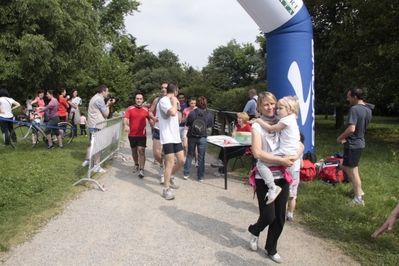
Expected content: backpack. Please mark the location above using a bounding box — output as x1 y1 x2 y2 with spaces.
300 159 317 182
318 157 345 185
190 109 208 137
303 151 317 163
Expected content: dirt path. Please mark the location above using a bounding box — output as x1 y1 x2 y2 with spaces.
1 132 360 265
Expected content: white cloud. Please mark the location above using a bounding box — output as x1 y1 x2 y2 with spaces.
125 0 261 69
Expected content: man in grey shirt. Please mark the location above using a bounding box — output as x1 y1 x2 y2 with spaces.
337 87 372 206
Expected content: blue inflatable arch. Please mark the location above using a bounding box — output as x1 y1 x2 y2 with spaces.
237 0 315 153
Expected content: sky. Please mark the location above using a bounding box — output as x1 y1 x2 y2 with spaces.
125 0 261 70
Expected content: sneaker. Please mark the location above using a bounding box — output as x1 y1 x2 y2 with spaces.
211 159 224 168
348 198 365 207
82 160 89 167
195 161 198 168
198 179 203 182
138 169 144 178
93 165 106 173
163 188 175 200
249 234 258 251
47 144 54 149
348 188 365 197
265 250 282 264
170 176 180 189
213 171 222 177
287 216 294 222
183 175 189 180
160 176 165 184
58 145 64 148
265 186 282 205
132 164 139 173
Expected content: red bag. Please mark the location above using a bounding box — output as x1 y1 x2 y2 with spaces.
318 157 344 183
300 159 317 182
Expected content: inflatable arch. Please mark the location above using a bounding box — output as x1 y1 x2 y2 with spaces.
237 0 315 153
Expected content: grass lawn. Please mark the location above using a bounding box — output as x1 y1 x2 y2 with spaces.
213 115 399 266
1 115 398 265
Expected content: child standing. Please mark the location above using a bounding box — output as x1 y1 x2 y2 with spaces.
252 96 300 204
79 112 87 136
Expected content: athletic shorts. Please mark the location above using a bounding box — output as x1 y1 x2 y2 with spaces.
45 116 60 135
152 128 160 140
343 148 364 167
128 136 147 148
59 116 67 122
163 142 183 155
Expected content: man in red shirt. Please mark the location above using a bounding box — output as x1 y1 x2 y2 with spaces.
124 92 151 178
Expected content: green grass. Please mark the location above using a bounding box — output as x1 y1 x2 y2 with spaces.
0 134 90 254
222 115 399 266
1 115 399 265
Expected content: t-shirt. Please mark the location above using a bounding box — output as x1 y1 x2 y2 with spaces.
157 96 181 144
344 104 372 149
0 97 15 118
236 123 251 132
124 105 150 137
179 102 188 127
41 98 59 118
79 116 86 125
58 96 68 117
277 113 299 156
87 93 107 129
34 96 45 117
70 97 82 113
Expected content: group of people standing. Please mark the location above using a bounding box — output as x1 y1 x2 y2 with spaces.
123 81 213 200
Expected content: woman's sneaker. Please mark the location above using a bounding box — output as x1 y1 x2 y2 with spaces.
249 234 258 251
265 250 282 263
265 186 282 205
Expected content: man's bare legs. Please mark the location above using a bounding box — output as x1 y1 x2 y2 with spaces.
163 150 185 188
342 165 363 198
153 139 163 164
138 146 146 169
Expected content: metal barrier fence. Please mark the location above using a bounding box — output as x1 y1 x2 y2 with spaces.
73 116 123 191
208 108 239 136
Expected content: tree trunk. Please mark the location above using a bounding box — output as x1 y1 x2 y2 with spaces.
335 106 344 129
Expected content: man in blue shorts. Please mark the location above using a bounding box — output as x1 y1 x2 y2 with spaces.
337 87 372 206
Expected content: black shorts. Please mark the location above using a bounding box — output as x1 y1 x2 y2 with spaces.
343 148 364 167
59 116 67 122
128 136 147 148
45 116 60 135
152 128 160 140
163 143 183 155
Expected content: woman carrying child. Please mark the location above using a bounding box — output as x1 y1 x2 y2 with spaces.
248 92 303 264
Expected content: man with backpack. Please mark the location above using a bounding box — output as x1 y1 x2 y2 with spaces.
183 96 213 182
243 89 258 119
337 87 372 207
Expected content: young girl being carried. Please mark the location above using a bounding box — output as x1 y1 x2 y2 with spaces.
251 95 300 204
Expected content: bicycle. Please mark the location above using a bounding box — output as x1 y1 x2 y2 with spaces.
10 113 75 149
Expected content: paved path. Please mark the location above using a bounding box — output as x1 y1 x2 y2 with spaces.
2 130 360 265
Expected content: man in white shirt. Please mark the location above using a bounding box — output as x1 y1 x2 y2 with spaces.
156 82 185 200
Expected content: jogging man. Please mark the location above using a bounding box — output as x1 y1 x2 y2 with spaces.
124 92 151 178
149 82 168 183
337 87 372 206
156 82 185 200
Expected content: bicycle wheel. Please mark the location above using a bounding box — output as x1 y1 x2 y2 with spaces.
58 122 75 144
10 125 38 148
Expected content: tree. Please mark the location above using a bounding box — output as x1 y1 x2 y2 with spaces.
304 0 399 123
202 39 261 90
